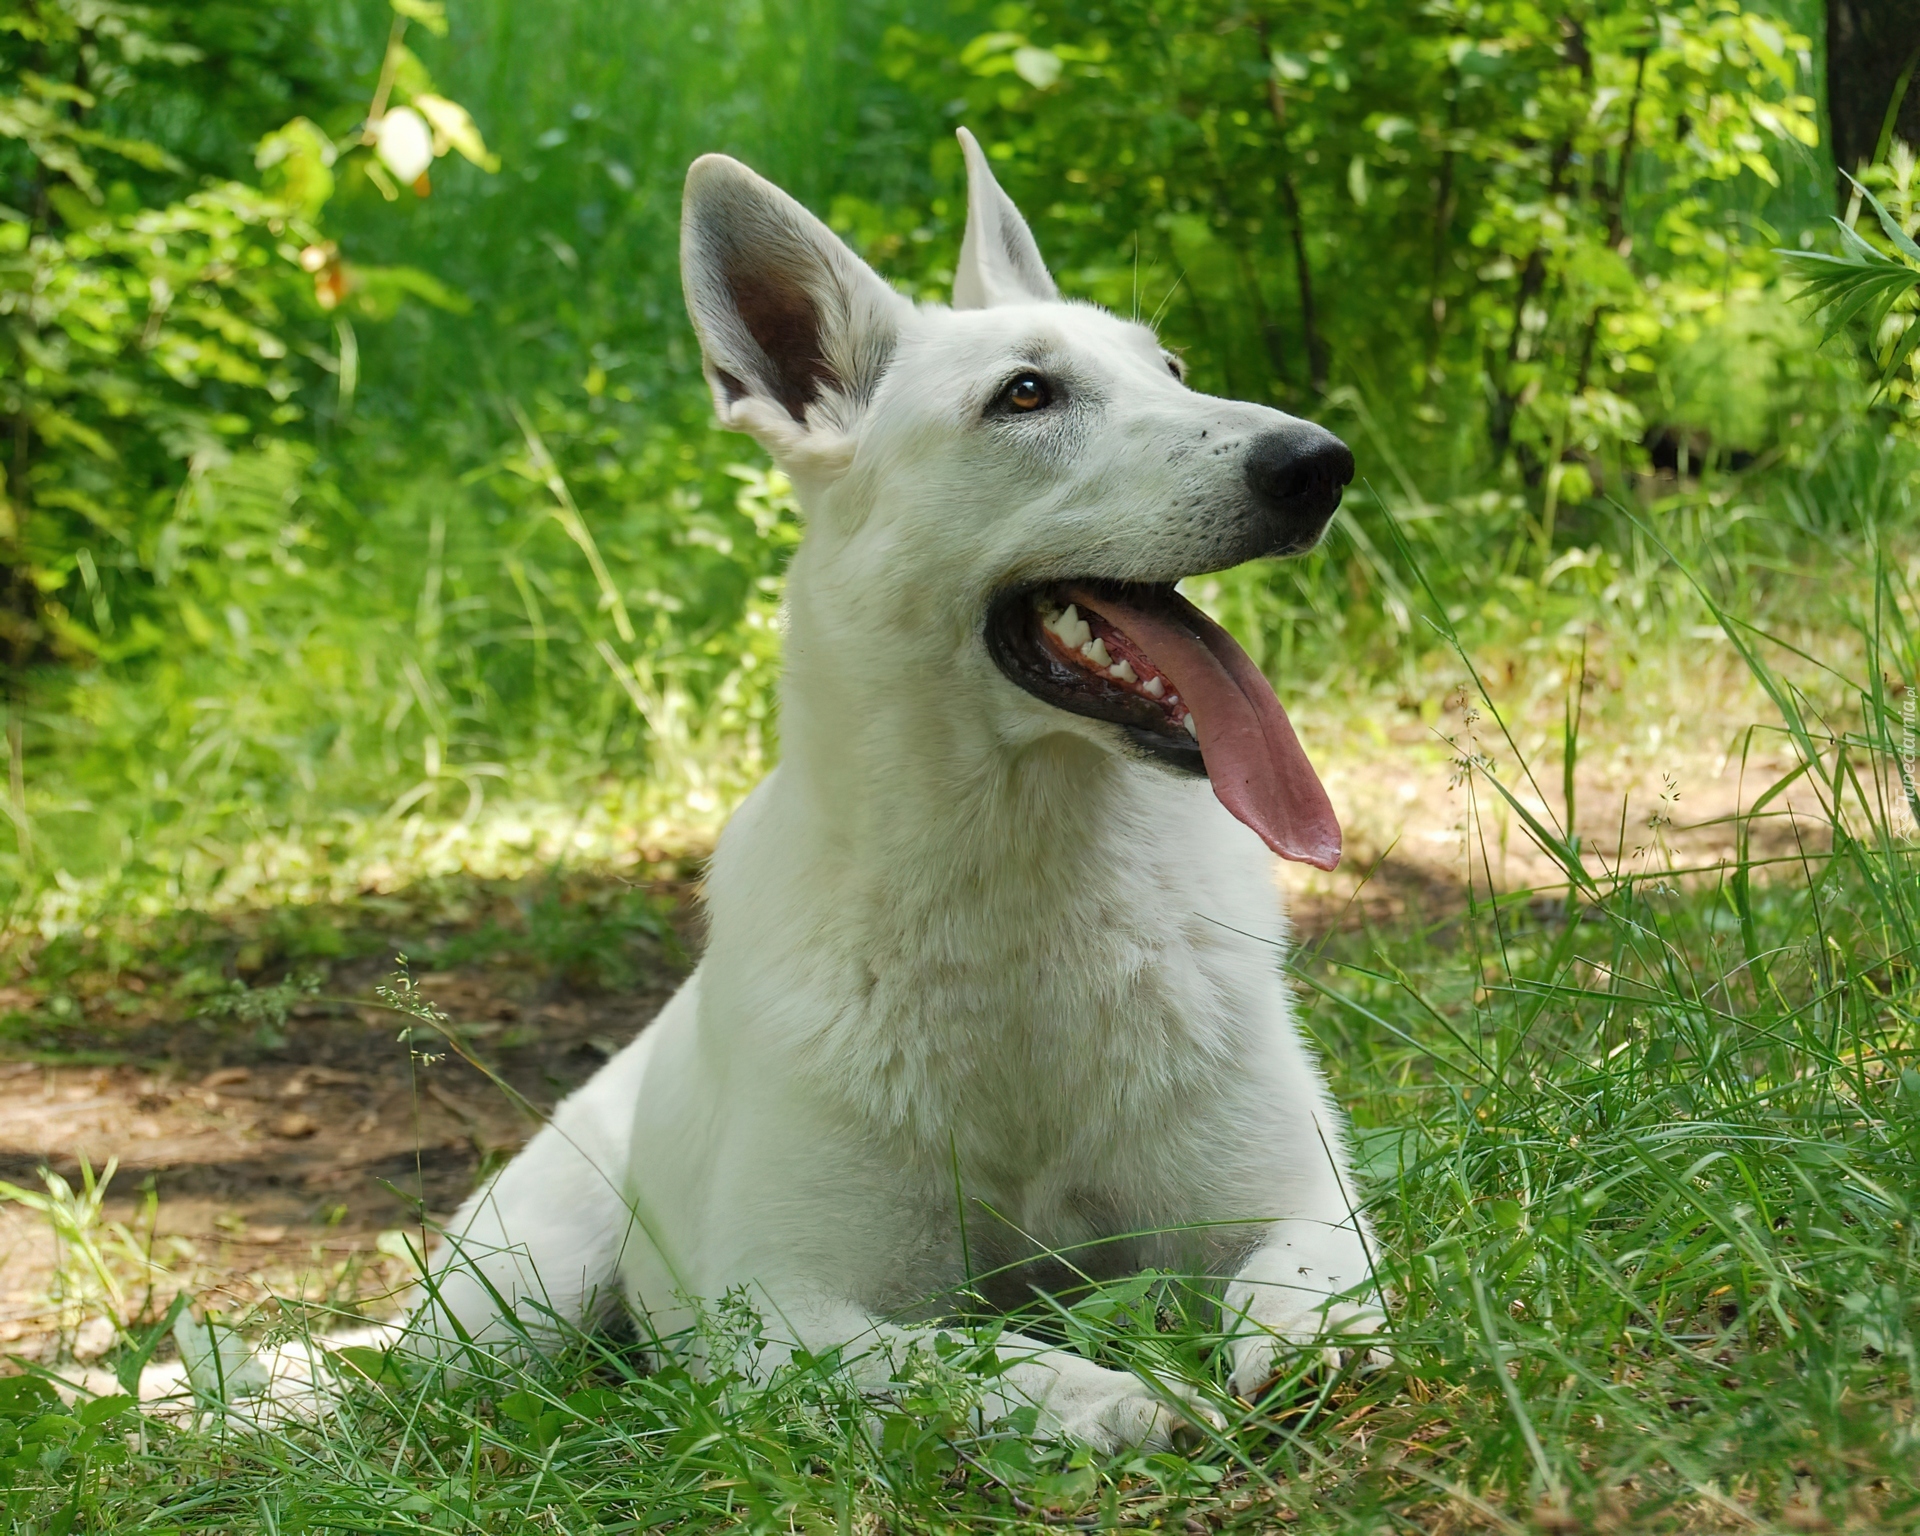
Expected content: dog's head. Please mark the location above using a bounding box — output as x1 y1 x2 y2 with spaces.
681 131 1350 870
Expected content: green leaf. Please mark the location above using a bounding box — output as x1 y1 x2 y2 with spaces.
1833 219 1888 266
0 94 99 194
1823 269 1917 343
413 94 499 173
116 1295 191 1395
0 1377 62 1420
562 1387 623 1419
390 0 450 36
1848 171 1920 265
20 71 94 110
347 262 472 317
255 118 338 219
75 1394 134 1427
1779 221 1920 370
68 127 183 174
1011 47 1062 90
496 1389 546 1426
1877 314 1920 394
384 44 437 104
328 1343 407 1388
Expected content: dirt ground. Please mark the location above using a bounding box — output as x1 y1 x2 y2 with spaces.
0 887 692 1366
0 686 1833 1371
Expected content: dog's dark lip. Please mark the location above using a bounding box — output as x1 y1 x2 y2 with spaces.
985 579 1208 773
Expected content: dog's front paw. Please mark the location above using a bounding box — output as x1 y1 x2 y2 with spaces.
1032 1371 1225 1453
1224 1297 1388 1400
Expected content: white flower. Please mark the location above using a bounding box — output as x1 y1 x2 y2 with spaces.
375 106 434 185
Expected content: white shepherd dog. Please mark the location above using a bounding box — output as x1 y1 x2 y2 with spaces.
422 130 1383 1450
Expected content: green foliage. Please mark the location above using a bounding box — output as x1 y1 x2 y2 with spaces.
0 1 886 914
1782 148 1920 408
1 2 315 670
423 881 682 990
0 1375 134 1533
0 0 493 674
0 4 1914 1526
0 0 1873 922
878 0 1824 494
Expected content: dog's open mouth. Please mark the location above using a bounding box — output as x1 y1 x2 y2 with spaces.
986 580 1341 870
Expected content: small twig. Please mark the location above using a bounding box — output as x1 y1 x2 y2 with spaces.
363 15 409 136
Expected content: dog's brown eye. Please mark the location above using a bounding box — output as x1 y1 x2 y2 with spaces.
1003 372 1052 412
1165 354 1185 381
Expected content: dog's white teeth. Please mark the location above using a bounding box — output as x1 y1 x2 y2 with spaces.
1109 659 1136 683
1182 713 1197 738
1046 603 1092 651
1081 636 1111 667
1142 675 1165 698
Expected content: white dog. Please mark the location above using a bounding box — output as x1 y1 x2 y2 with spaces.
422 130 1381 1450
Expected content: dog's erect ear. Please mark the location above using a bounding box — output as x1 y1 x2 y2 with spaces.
681 154 910 467
952 128 1058 310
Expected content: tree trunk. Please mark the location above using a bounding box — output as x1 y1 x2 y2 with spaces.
1828 0 1920 181
1254 16 1330 395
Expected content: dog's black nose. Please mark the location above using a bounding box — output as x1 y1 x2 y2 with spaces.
1243 424 1355 553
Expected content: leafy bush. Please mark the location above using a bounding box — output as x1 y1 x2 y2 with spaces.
878 0 1824 496
1783 148 1920 408
0 0 491 675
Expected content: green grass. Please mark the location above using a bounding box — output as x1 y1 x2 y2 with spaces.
3 527 1915 1535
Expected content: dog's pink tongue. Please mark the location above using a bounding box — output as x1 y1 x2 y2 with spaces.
1070 587 1342 871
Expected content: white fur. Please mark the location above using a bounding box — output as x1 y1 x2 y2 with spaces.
422 131 1383 1450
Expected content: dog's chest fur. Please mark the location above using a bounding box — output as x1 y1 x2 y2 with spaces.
849 851 1268 1305
720 737 1282 1260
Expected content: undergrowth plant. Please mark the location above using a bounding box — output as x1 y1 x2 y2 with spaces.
1782 146 1920 411
0 1158 148 1339
0 0 494 675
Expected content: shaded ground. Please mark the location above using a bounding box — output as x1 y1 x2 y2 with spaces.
0 875 692 1361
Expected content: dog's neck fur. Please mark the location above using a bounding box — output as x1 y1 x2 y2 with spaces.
774 542 1155 893
699 539 1280 1156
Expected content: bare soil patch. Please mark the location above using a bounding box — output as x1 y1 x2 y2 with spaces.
1 877 692 1365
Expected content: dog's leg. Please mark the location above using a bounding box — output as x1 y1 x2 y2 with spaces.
1221 1213 1385 1397
745 1295 1220 1453
414 1026 659 1356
